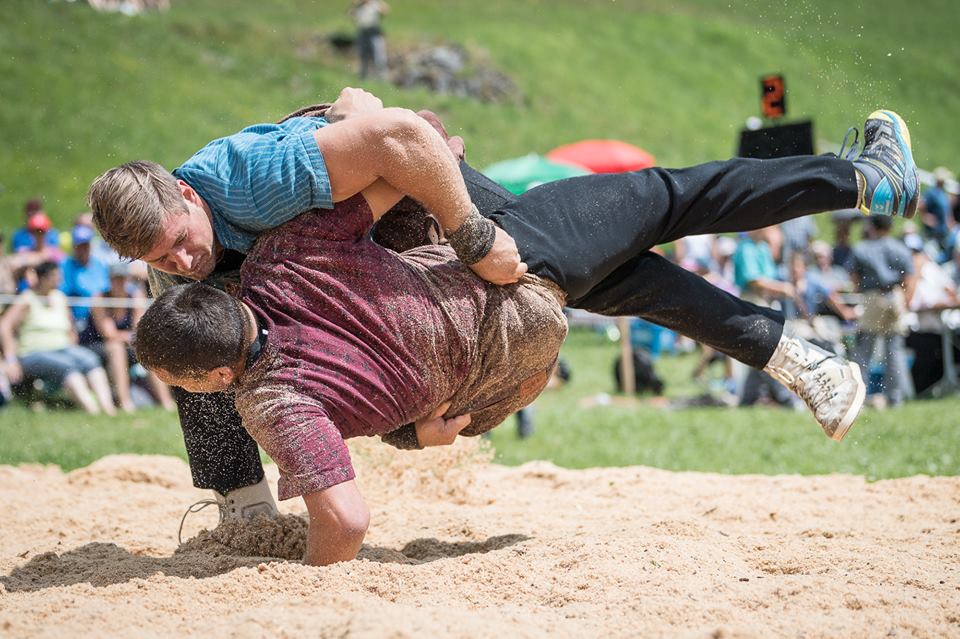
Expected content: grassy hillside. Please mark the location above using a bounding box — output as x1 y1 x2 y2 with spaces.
2 0 958 228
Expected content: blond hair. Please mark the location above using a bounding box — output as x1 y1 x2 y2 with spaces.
87 160 187 259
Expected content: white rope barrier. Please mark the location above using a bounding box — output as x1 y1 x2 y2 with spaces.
0 294 153 308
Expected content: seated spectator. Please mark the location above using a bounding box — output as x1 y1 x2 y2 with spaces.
942 243 960 289
0 232 46 301
73 211 122 267
61 225 111 333
675 233 717 271
830 213 858 269
10 200 61 253
909 238 958 309
954 178 960 226
16 212 64 264
715 236 738 285
0 233 49 406
778 215 816 266
791 251 856 322
84 263 175 412
733 229 794 307
0 262 116 415
810 240 852 293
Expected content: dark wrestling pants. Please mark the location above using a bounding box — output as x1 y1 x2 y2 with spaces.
488 155 858 368
180 155 857 493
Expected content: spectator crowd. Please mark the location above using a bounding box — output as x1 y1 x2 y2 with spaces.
0 199 175 413
670 165 960 409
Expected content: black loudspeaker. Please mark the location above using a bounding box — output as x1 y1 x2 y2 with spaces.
738 120 814 159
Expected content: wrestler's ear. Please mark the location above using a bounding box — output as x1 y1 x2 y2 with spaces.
177 179 201 206
205 365 236 389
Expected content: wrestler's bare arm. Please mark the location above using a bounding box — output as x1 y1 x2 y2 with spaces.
314 109 527 285
315 108 470 223
294 403 469 565
360 179 405 218
302 480 370 566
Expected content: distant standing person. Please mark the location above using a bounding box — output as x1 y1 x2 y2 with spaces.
351 0 389 80
922 167 954 248
846 216 914 408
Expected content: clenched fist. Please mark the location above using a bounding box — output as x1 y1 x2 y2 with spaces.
325 87 384 123
469 226 528 285
415 402 472 447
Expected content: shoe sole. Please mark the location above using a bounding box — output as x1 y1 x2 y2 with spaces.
830 361 866 442
864 109 919 219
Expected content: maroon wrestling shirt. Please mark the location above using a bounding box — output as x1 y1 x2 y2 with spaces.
234 195 567 500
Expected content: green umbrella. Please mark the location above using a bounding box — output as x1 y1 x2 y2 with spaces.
482 154 590 195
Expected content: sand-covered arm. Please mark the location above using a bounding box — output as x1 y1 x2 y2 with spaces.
313 107 526 285
235 387 369 565
234 386 357 500
302 480 369 566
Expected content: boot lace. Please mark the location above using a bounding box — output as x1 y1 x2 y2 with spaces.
769 338 832 389
798 367 840 421
838 126 861 161
178 499 222 545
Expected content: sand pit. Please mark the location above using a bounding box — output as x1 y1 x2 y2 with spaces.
1 440 958 638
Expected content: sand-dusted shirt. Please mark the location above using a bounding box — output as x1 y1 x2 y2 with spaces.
234 196 567 500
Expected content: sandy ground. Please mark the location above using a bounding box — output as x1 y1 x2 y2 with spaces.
1 440 958 639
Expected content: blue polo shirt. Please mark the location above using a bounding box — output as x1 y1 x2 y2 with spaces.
733 237 778 290
173 116 333 253
60 255 110 321
11 227 62 252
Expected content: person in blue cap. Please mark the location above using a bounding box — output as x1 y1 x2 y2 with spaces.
60 224 111 331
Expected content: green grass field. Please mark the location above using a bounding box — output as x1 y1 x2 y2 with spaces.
2 0 959 228
1 329 956 479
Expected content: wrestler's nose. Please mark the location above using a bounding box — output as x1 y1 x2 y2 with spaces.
170 248 192 274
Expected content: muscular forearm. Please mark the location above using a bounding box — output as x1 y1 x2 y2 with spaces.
316 101 525 283
382 112 473 234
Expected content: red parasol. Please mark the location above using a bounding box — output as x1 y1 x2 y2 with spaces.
547 139 656 174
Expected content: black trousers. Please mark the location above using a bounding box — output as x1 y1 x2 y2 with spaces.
490 155 858 368
180 155 857 493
